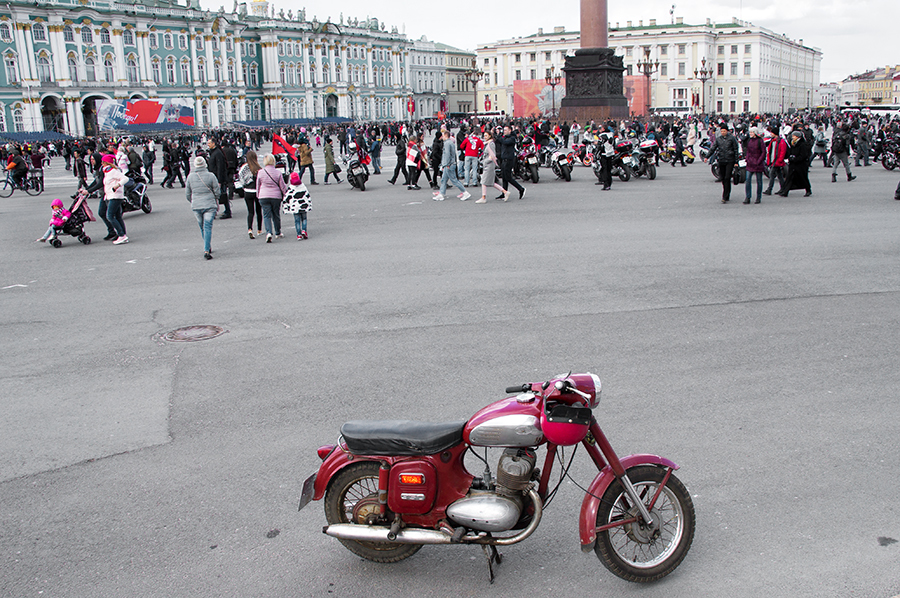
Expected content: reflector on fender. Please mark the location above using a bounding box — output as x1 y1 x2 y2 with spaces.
399 473 426 485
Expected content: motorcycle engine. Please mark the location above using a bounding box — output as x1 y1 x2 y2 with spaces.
446 449 536 533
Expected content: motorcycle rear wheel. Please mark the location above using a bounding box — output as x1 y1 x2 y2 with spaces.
324 461 422 563
618 164 632 182
594 466 694 582
583 154 594 167
647 164 657 181
529 164 540 183
562 164 571 182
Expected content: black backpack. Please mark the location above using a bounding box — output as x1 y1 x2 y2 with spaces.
832 133 846 154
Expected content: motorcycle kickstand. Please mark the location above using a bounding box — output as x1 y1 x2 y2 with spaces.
481 540 503 584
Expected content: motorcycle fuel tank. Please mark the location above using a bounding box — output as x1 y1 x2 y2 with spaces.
464 397 544 448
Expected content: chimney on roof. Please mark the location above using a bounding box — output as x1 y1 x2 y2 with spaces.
627 20 632 27
538 28 543 35
676 17 683 24
554 26 564 33
706 18 711 26
639 20 643 27
649 19 656 26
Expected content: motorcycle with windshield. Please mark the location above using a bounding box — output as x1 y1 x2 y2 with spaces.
515 136 540 184
298 372 694 583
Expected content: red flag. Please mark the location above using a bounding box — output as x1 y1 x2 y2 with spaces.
272 134 296 159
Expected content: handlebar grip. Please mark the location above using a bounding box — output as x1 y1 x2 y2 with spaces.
506 384 529 394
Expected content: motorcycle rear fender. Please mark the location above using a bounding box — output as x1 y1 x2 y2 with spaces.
578 454 679 551
312 445 373 502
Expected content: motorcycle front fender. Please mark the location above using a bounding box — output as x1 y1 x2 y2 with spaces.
578 454 679 551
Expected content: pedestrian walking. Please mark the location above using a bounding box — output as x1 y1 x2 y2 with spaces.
323 137 342 184
433 129 469 201
256 154 287 242
283 172 312 240
387 134 408 185
102 154 129 244
499 125 526 199
830 124 856 183
185 156 220 260
239 150 263 238
743 127 766 204
477 130 508 203
708 123 739 203
297 140 318 185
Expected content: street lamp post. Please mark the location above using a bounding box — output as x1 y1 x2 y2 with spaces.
694 57 713 114
545 65 562 120
781 86 785 114
464 57 484 118
636 47 659 117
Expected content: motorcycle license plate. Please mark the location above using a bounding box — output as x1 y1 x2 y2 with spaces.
527 157 537 164
297 472 316 512
623 156 633 165
738 159 747 168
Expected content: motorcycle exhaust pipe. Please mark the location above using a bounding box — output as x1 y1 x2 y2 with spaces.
323 489 543 547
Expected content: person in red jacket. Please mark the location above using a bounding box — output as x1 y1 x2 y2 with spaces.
460 131 484 187
762 127 788 196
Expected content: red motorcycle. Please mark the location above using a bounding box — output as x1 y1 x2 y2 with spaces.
571 142 594 166
298 372 695 583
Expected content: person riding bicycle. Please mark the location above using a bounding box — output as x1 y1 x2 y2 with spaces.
6 150 28 187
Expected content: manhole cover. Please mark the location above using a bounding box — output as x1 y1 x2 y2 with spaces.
160 325 227 343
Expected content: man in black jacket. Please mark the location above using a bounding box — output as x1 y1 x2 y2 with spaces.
222 139 238 203
499 125 525 199
206 139 231 218
708 124 739 203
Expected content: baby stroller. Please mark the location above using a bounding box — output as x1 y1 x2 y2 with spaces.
49 192 96 248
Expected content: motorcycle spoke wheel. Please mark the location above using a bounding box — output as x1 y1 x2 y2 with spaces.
594 466 694 582
324 461 422 563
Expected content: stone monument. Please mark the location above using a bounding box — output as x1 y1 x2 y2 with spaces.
559 0 629 122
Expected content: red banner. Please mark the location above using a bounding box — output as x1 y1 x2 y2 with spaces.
272 133 296 159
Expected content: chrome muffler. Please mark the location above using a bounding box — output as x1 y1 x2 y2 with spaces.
323 489 543 546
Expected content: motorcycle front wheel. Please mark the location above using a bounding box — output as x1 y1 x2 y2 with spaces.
647 164 657 180
324 461 422 563
529 164 540 183
141 197 152 213
562 164 571 182
594 466 695 582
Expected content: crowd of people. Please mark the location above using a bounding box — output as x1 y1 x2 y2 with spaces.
16 109 900 257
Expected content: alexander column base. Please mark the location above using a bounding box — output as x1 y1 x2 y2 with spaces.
559 48 629 123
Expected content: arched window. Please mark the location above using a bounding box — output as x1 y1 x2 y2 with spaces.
214 60 221 83
33 23 46 42
252 100 260 120
84 57 95 82
335 67 341 82
123 29 134 46
242 63 248 84
81 27 92 44
68 56 78 82
151 59 161 84
64 26 74 42
178 34 187 50
226 37 233 52
100 28 111 44
295 64 302 86
163 32 173 49
126 56 139 84
200 101 208 125
249 63 258 87
322 66 329 84
181 60 190 85
217 101 225 123
245 101 251 120
149 32 158 49
362 67 367 84
0 23 11 42
195 34 203 51
0 106 6 132
279 62 286 85
166 59 175 84
281 98 288 118
227 59 234 82
104 57 115 82
13 106 24 132
36 56 52 82
211 36 218 52
230 100 238 121
197 58 206 82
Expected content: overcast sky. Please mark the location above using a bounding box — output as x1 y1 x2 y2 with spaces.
201 0 899 83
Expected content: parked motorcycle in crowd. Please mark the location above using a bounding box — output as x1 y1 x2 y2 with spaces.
881 135 899 171
343 144 369 192
515 137 540 184
610 139 635 182
631 140 658 180
122 170 151 214
298 372 695 583
548 147 575 181
661 142 696 164
571 142 594 167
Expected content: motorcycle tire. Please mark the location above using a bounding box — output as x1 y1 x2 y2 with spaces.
733 168 746 185
686 157 694 164
357 175 366 191
530 164 539 184
882 155 897 171
711 163 722 182
562 164 571 182
618 164 631 182
583 154 594 167
324 461 422 563
594 465 695 583
660 152 671 163
648 164 657 180
141 197 152 214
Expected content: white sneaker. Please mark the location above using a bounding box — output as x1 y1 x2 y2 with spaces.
433 194 445 201
460 192 471 201
112 235 129 245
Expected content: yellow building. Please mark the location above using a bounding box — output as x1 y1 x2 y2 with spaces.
858 66 900 105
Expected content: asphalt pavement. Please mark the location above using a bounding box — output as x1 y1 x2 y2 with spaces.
2 145 900 598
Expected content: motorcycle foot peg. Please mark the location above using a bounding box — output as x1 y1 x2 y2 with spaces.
451 526 466 543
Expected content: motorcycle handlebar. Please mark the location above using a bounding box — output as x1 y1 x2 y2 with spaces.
505 384 530 394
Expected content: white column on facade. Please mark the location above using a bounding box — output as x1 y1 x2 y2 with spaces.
65 99 78 135
20 24 38 83
137 29 151 84
195 97 203 126
204 28 215 86
111 22 126 87
189 28 200 84
48 23 68 85
234 35 245 85
365 43 373 89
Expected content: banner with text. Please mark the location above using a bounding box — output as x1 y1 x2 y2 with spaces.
95 98 195 130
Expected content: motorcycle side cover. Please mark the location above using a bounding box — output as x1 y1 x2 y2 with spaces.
578 454 679 550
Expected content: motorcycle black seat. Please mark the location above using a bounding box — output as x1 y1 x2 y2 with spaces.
341 420 467 456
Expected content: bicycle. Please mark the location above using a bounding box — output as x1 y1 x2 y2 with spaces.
0 170 43 197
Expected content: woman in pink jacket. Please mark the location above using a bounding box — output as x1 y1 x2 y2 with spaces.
102 154 129 244
255 154 287 242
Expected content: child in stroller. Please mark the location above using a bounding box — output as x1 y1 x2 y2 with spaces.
36 194 95 248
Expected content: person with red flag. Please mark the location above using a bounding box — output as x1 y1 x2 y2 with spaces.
273 133 296 162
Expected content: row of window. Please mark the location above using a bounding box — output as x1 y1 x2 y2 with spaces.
716 86 753 96
716 100 752 113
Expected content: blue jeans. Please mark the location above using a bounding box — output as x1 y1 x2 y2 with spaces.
439 165 466 196
258 198 282 236
745 172 763 201
97 198 115 235
293 211 307 234
106 198 126 237
464 155 479 186
298 163 316 184
193 207 215 252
